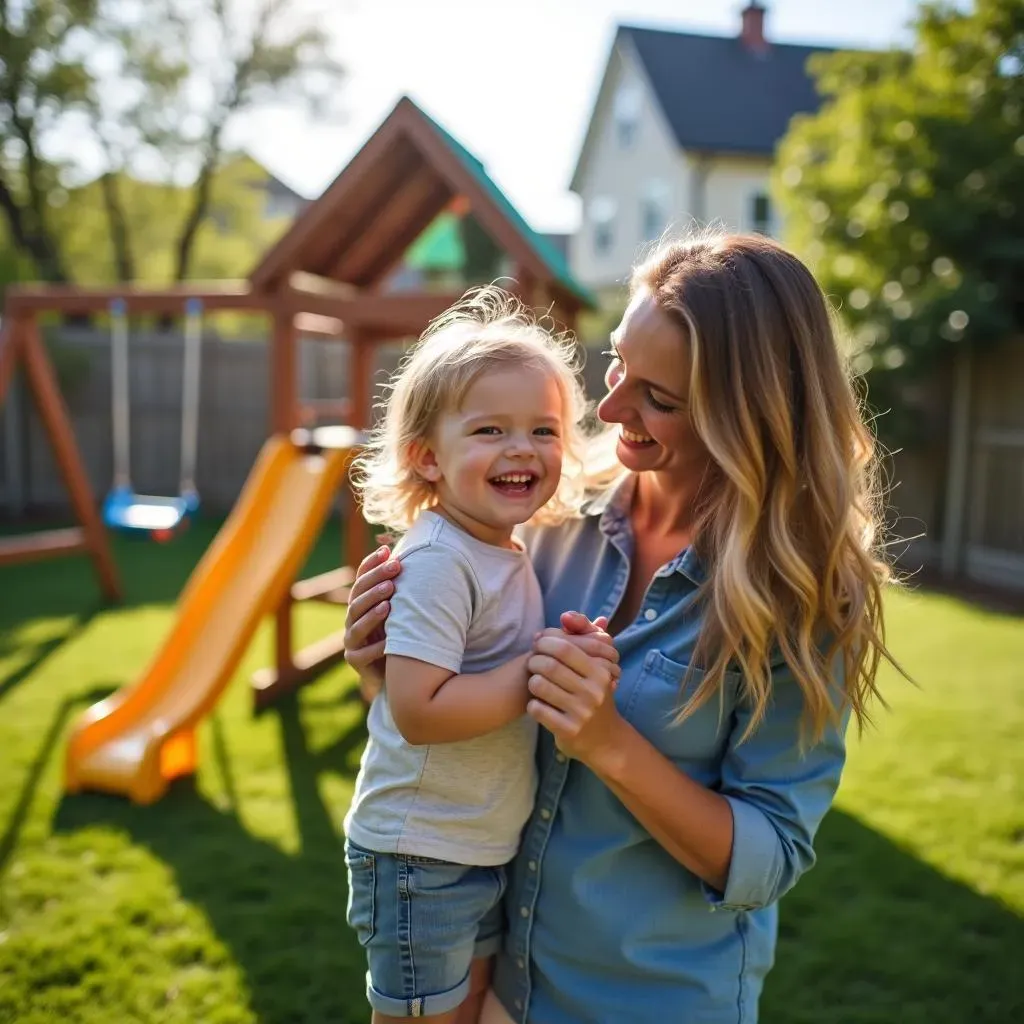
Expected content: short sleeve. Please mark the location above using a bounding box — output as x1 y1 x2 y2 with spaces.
383 542 478 674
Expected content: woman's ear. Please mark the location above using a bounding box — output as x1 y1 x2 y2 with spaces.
407 441 442 482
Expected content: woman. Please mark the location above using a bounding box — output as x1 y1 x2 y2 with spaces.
343 234 894 1023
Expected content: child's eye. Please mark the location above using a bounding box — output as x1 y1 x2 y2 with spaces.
645 391 678 414
472 426 501 435
534 426 559 437
601 348 621 363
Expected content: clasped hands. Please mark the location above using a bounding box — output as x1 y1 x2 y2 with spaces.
527 610 623 764
343 547 624 765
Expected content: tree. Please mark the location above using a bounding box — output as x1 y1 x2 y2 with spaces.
0 0 341 285
776 0 1024 395
0 0 98 282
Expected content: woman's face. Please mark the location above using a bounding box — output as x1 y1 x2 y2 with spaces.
597 290 711 483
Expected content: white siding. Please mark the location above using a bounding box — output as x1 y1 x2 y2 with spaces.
570 40 689 292
693 154 775 236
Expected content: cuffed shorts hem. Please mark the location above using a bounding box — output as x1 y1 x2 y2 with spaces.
366 971 471 1018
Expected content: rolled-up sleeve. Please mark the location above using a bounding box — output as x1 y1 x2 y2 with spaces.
704 662 849 911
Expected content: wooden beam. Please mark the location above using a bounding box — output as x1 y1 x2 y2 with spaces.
291 566 355 603
394 104 548 283
18 318 121 600
249 127 421 291
270 310 300 434
0 528 87 566
0 317 21 406
330 173 451 284
6 282 267 316
251 630 349 711
282 287 464 335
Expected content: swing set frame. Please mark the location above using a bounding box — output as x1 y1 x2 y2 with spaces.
0 95 594 708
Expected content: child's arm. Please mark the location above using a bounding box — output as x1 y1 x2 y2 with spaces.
386 654 532 745
387 627 619 746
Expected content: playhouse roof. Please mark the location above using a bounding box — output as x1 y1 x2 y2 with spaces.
249 97 595 311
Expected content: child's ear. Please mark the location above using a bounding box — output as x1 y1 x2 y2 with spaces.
407 441 442 482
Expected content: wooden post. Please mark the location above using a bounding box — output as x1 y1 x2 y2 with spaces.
17 318 121 600
0 316 21 405
345 328 373 571
270 307 299 692
941 346 974 578
1 319 26 516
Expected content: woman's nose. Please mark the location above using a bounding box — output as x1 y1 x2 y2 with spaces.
597 375 626 424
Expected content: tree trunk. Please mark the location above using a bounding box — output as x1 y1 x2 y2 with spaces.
99 171 136 282
0 176 70 283
173 148 220 283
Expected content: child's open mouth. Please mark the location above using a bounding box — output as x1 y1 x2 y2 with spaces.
489 472 538 497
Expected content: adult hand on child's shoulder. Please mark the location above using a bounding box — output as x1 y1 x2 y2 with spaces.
344 545 402 704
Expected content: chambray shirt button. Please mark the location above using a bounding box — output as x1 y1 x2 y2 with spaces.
520 906 530 918
528 860 538 871
540 808 551 820
515 1000 523 1010
555 752 566 763
517 957 525 968
643 607 658 621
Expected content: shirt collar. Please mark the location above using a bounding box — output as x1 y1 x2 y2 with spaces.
589 474 707 587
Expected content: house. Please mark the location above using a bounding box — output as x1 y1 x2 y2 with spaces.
569 2 833 299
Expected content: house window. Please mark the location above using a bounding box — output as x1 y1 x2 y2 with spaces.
613 83 642 148
641 180 671 241
590 197 617 256
751 192 773 235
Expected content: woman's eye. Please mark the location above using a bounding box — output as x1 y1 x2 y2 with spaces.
645 391 678 414
601 348 621 363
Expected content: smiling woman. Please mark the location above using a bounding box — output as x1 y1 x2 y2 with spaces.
344 232 900 1024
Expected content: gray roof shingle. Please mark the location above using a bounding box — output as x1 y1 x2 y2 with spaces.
622 25 834 155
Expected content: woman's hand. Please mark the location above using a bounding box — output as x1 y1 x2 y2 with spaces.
527 611 626 765
343 545 402 704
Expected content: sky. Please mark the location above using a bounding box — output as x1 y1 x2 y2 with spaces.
237 0 926 234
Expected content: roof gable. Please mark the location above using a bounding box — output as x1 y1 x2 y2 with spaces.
249 96 595 309
622 25 832 155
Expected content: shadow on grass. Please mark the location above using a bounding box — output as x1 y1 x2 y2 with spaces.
763 809 1024 1024
0 607 104 703
51 691 1024 1024
0 685 116 873
54 694 370 1024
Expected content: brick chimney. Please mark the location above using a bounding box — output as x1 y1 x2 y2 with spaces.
740 2 769 53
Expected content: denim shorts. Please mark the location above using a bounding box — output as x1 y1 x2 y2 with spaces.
345 839 508 1018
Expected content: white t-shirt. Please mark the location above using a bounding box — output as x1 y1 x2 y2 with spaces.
344 511 543 866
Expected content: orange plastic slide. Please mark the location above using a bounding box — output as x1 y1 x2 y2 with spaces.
65 433 353 804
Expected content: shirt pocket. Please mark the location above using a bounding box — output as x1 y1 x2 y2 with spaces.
623 651 742 764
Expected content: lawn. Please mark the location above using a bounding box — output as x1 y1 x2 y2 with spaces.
0 520 1022 1023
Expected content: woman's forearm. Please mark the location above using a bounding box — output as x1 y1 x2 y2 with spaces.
589 721 734 892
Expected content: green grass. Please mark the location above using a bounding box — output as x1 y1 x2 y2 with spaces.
0 522 1022 1023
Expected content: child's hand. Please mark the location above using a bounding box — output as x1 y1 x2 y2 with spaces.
533 611 620 683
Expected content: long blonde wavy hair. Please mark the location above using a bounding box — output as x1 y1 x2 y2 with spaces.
624 234 896 742
352 286 590 533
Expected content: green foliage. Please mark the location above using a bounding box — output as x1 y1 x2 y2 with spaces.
776 0 1024 384
0 1 341 285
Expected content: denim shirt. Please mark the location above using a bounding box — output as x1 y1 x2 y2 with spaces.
493 480 848 1024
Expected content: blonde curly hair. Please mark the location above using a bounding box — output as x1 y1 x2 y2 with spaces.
351 286 590 533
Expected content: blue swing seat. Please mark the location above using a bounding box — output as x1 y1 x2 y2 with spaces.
102 485 200 536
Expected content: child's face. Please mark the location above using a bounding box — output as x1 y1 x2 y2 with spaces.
417 363 565 545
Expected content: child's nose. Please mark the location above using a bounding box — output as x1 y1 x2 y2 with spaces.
506 434 534 456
